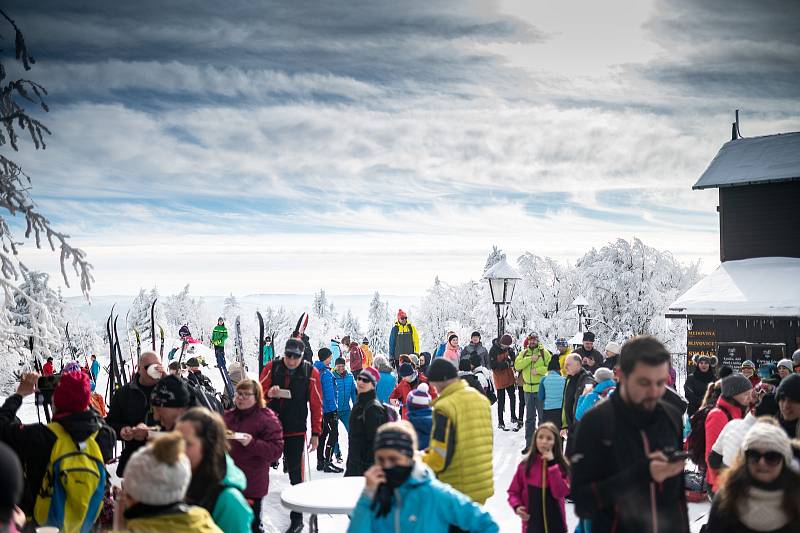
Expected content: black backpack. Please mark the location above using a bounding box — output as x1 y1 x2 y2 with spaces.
186 381 225 415
686 404 731 467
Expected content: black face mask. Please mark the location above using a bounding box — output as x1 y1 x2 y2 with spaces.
372 464 413 518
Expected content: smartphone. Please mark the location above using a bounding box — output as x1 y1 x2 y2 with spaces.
275 388 292 399
667 450 690 462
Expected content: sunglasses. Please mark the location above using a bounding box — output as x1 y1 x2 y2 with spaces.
356 376 373 384
745 449 783 466
284 352 302 359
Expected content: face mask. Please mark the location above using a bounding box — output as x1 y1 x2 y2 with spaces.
383 464 413 488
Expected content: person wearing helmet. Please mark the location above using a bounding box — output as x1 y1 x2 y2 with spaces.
740 360 760 387
555 338 572 377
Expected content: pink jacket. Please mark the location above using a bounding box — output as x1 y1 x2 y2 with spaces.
507 455 570 533
443 344 460 362
705 396 743 491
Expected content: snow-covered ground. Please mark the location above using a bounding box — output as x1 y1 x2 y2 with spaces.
4 360 711 532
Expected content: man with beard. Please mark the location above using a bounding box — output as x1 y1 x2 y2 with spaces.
571 336 687 533
684 355 717 416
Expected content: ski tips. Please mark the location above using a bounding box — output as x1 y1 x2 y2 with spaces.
294 312 309 335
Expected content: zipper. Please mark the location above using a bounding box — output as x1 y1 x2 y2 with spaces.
394 490 402 533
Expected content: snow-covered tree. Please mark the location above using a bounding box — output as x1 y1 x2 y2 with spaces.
312 290 329 318
129 287 166 349
164 284 206 341
8 270 66 366
483 245 506 274
339 309 363 340
222 293 240 321
366 292 391 355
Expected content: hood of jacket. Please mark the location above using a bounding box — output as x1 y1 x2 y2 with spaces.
54 408 104 442
313 360 331 373
594 379 616 395
222 454 248 491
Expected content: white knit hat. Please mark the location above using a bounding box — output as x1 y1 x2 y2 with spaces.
406 382 432 410
124 436 192 505
742 421 793 466
604 342 621 355
777 359 793 372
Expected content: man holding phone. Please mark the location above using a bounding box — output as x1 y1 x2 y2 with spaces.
570 336 688 533
260 338 322 533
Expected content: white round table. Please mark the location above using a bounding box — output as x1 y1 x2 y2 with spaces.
280 476 365 532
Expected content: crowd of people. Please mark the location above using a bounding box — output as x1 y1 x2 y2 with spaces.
0 307 799 533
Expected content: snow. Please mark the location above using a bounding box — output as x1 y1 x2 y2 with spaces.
693 131 800 189
667 257 800 317
2 352 711 533
483 258 522 281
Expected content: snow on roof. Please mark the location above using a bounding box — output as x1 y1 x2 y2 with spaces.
483 259 521 280
667 257 800 317
693 132 800 190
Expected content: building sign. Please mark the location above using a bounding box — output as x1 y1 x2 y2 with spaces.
687 327 716 367
750 344 786 367
717 342 748 368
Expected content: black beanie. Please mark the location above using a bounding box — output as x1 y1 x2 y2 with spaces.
547 356 561 372
318 347 332 361
427 358 458 382
374 429 414 458
777 374 800 403
150 375 193 408
0 442 22 522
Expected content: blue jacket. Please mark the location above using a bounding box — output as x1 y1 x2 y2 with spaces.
538 370 567 411
330 341 342 367
90 359 100 380
433 343 446 359
333 369 357 412
575 378 616 421
407 407 432 450
211 455 254 533
314 360 338 414
376 371 396 405
347 463 498 533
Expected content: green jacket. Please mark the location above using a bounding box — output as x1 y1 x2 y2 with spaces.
514 344 552 393
211 325 228 347
211 455 253 533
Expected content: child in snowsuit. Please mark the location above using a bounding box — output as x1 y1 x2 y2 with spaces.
507 422 570 533
405 383 433 449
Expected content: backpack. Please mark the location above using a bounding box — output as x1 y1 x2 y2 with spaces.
187 381 225 415
34 422 106 533
687 404 732 467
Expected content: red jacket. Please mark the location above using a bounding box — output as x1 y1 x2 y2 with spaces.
224 405 284 499
259 359 323 437
389 374 437 419
42 361 54 376
705 396 744 490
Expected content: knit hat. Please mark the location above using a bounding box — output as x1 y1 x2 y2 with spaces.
693 354 718 366
555 337 568 348
471 331 481 339
318 347 332 361
124 434 192 506
583 331 595 342
427 358 458 382
777 359 793 372
398 363 415 378
594 367 615 383
741 359 755 369
397 309 408 320
335 357 346 366
742 421 794 467
793 348 800 366
776 373 800 402
547 356 561 372
185 357 200 368
0 442 22 521
362 337 369 345
358 367 380 386
284 338 305 358
721 373 753 398
374 429 414 458
499 334 513 347
604 342 621 355
227 362 246 385
53 370 91 415
409 354 420 367
150 375 193 408
406 383 432 410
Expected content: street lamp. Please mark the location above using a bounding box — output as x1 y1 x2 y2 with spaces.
572 296 589 332
484 259 521 339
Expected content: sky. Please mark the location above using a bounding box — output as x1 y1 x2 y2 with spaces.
4 0 799 299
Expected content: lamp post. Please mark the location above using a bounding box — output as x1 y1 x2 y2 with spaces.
484 259 521 340
572 296 589 332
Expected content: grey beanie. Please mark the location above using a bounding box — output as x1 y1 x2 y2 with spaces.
721 373 753 398
593 367 615 383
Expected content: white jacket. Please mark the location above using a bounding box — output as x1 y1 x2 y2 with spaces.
711 411 757 467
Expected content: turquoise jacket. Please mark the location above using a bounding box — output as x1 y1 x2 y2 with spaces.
538 370 567 411
347 463 498 533
211 455 254 533
376 371 396 405
575 379 616 422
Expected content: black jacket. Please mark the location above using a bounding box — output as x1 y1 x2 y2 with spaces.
571 391 688 533
574 346 604 369
345 390 386 477
0 394 116 514
684 368 715 416
599 354 619 370
563 368 595 431
488 340 516 370
106 374 157 476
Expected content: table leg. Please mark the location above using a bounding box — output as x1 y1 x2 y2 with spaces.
309 514 318 533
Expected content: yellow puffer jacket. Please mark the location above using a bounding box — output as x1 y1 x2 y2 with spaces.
422 380 493 504
116 504 222 532
360 343 373 369
558 348 573 376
